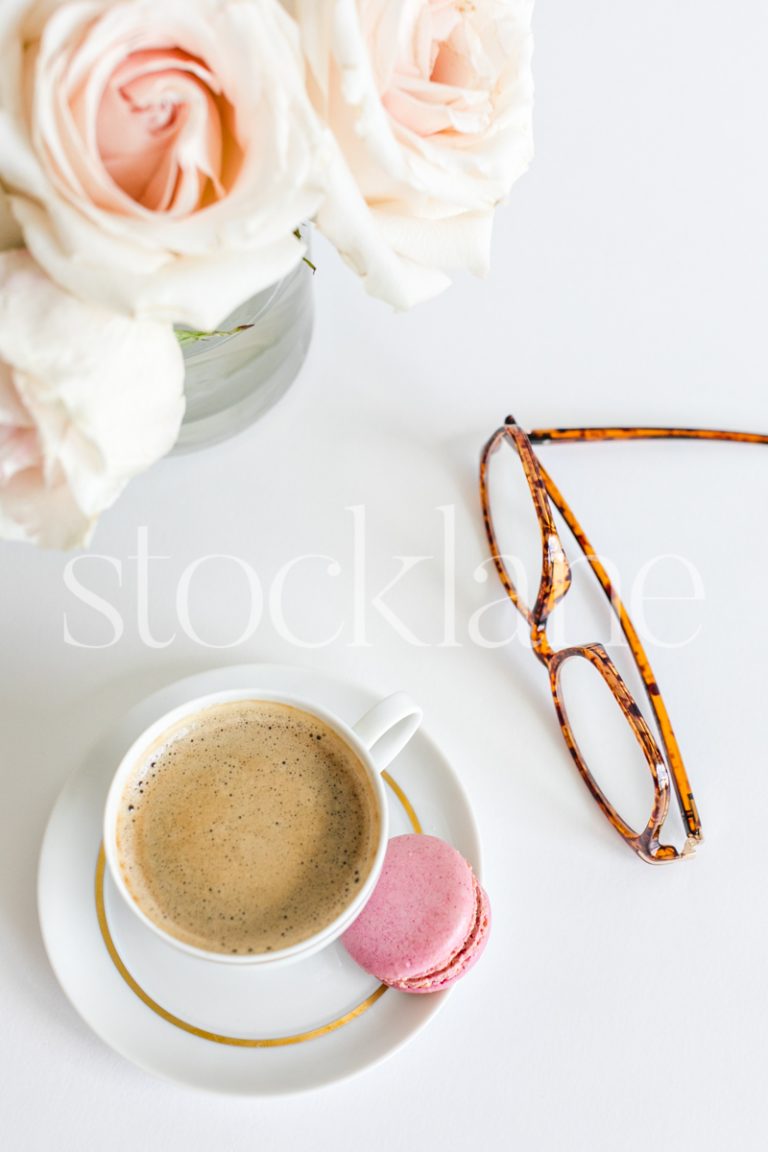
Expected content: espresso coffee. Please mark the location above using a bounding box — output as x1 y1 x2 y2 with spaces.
116 700 380 955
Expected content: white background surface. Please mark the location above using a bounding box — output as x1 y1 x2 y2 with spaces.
2 2 767 1149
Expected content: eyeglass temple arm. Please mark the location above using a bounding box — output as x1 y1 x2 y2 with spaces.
534 457 704 848
527 427 768 447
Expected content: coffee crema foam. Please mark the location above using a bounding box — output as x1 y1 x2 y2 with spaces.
116 700 380 955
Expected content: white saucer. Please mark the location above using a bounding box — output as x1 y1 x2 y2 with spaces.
38 664 482 1096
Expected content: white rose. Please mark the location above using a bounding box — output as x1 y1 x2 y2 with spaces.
0 249 185 549
294 0 534 307
0 0 326 329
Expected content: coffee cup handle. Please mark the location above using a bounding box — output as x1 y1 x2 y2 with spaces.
352 692 422 772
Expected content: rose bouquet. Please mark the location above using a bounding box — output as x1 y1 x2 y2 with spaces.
0 0 533 548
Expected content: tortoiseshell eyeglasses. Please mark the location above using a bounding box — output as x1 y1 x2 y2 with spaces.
480 419 768 864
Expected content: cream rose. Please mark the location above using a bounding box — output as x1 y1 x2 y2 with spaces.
0 0 326 328
294 0 534 307
0 249 185 549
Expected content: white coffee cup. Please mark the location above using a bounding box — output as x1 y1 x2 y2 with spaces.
103 688 421 966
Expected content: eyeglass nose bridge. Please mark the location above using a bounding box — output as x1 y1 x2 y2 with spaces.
532 531 572 626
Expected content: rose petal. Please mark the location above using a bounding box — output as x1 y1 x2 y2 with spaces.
93 49 229 214
315 151 451 308
0 461 93 550
0 424 40 481
0 183 22 250
13 191 312 329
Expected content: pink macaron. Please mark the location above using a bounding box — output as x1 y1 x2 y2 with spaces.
341 834 491 994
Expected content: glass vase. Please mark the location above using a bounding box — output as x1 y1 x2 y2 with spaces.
173 254 314 454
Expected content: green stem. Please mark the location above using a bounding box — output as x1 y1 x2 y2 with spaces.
175 323 253 346
294 226 316 274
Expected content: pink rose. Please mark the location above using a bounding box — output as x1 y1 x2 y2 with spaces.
0 0 326 328
0 249 184 548
295 0 534 307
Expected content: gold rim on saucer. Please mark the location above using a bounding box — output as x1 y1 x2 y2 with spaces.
94 768 422 1047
